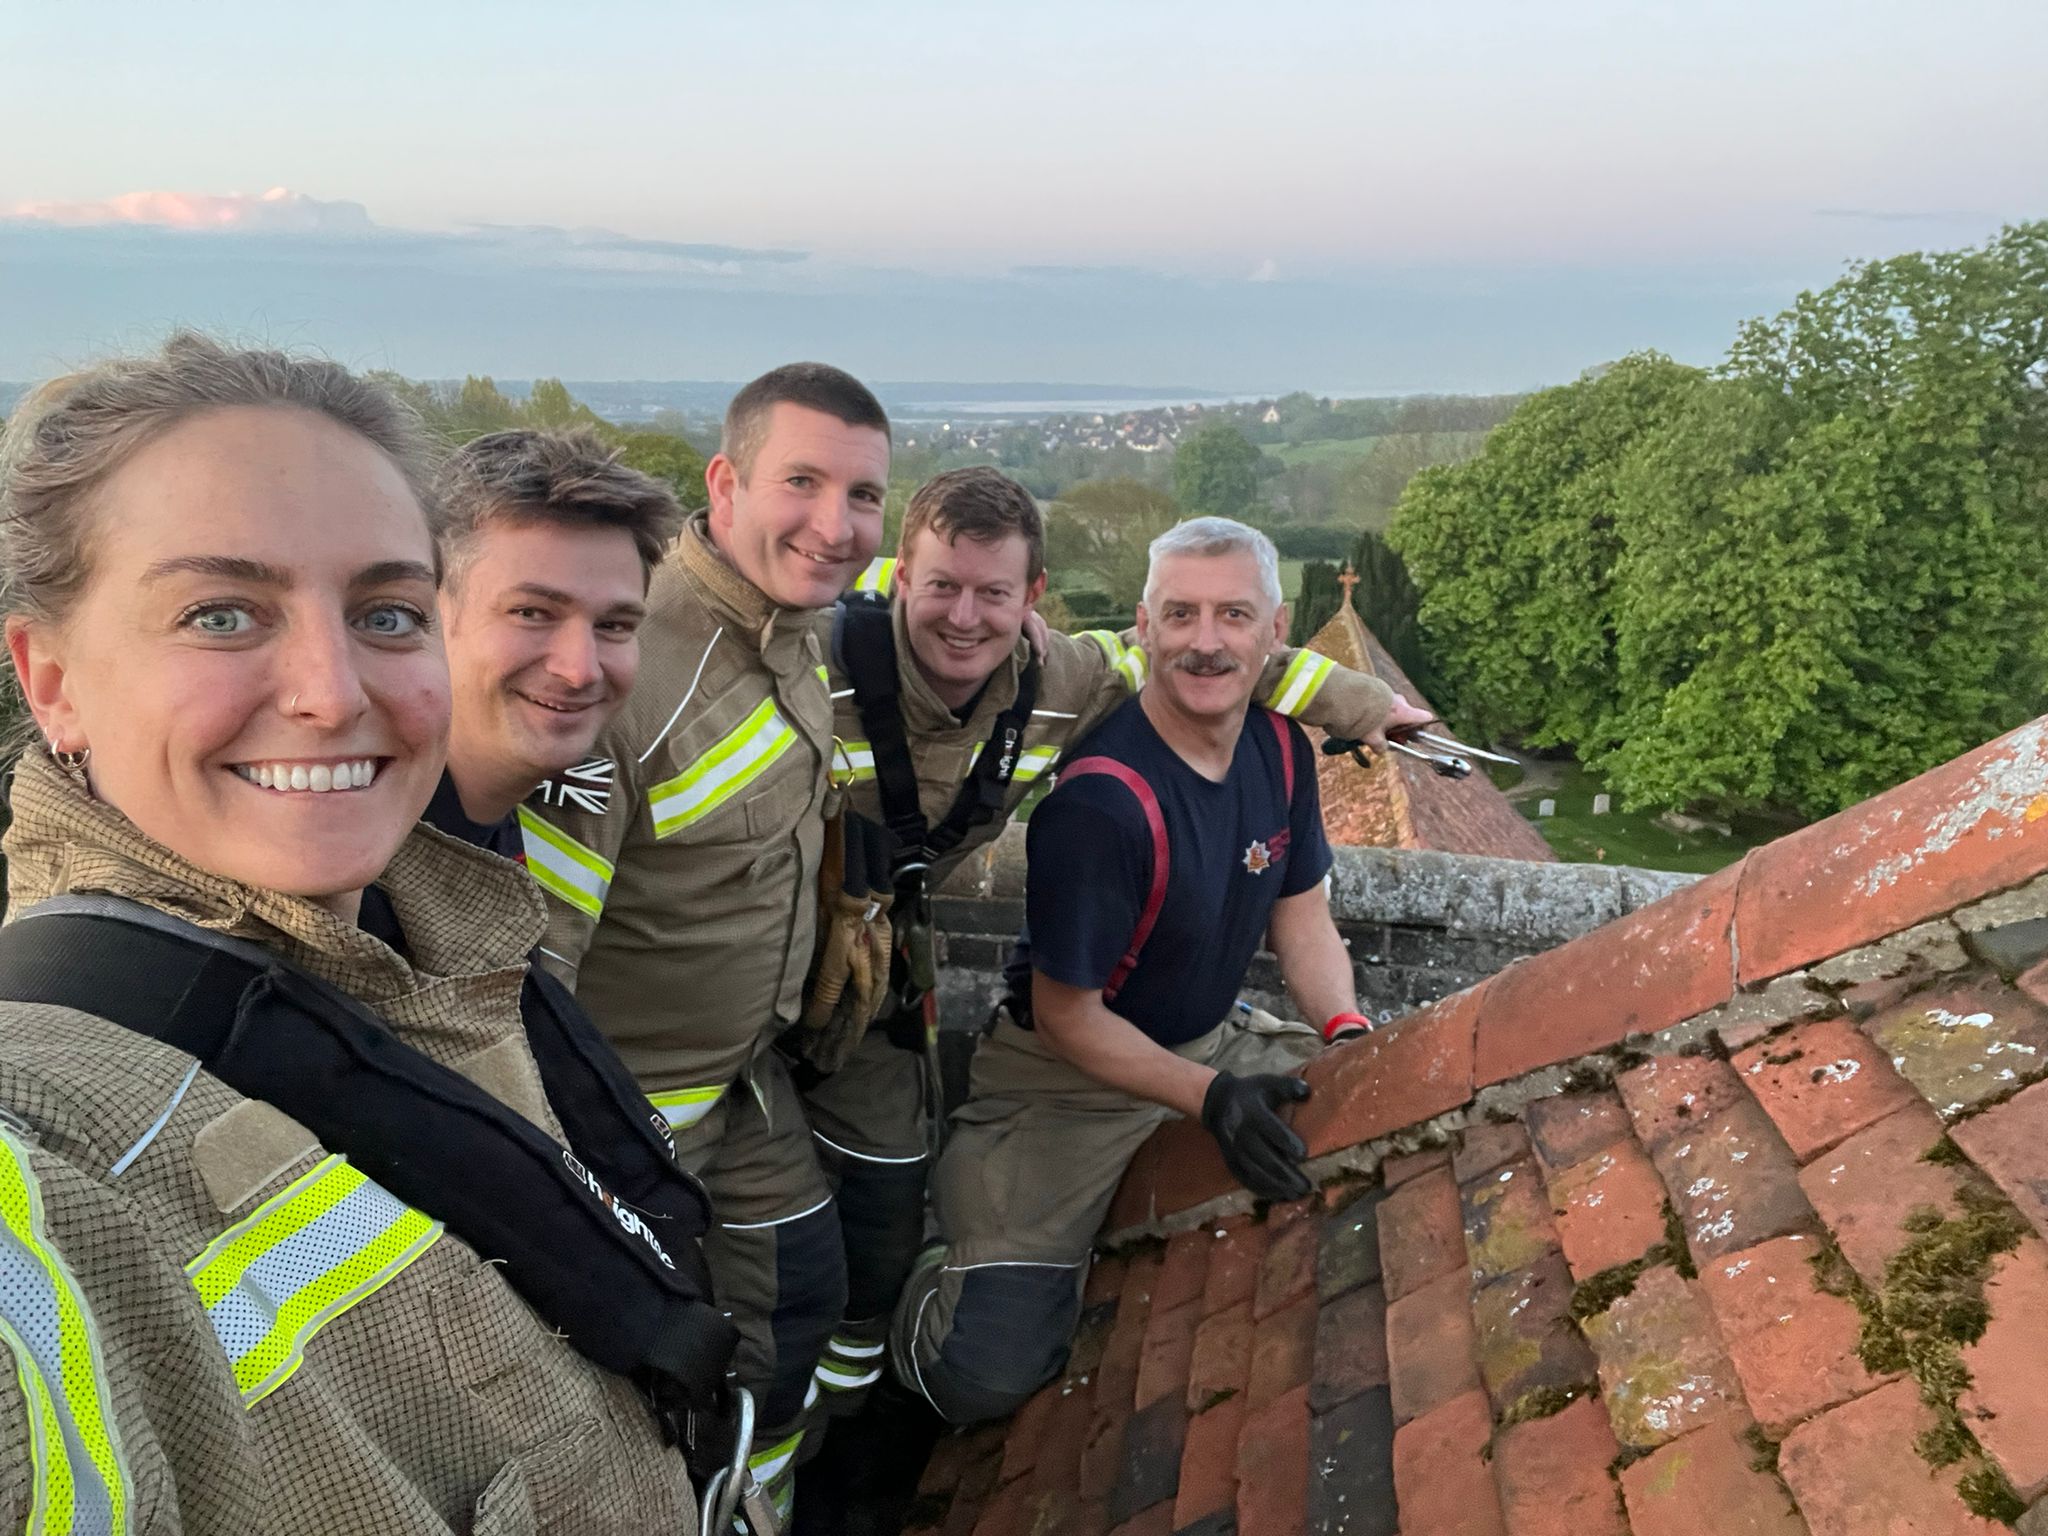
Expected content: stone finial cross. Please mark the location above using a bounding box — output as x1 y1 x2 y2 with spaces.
1337 562 1360 606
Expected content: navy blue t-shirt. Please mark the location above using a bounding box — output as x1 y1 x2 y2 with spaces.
1012 696 1332 1047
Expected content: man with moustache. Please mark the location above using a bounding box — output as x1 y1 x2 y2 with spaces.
791 475 1424 1515
523 365 891 1520
888 517 1389 1427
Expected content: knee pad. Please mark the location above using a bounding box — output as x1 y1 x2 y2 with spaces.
762 1200 850 1428
924 1262 1083 1424
833 1156 930 1320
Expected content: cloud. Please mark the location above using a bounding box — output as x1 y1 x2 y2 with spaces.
7 187 375 235
459 223 808 276
1248 257 1279 283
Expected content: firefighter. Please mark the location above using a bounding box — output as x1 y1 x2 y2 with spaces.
793 470 1427 1522
520 363 891 1521
0 335 720 1533
892 516 1381 1425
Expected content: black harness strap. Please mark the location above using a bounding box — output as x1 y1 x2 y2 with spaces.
0 896 732 1428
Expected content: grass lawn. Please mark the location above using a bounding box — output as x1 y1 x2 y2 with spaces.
1278 558 1306 601
1488 758 1784 875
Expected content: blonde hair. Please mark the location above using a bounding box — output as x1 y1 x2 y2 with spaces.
0 331 444 628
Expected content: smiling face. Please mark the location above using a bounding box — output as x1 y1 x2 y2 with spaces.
1135 549 1289 727
6 405 450 916
897 524 1047 710
705 402 889 609
440 517 646 811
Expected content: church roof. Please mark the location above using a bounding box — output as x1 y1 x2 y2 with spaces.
1304 605 1555 863
911 714 2048 1536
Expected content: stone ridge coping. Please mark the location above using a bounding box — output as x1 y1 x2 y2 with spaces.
939 822 1698 943
1102 714 2048 1241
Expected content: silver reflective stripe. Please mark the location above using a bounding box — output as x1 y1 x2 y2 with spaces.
517 807 615 919
186 1155 441 1406
649 697 799 838
0 1125 131 1536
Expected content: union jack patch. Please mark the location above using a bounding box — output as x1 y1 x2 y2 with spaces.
536 757 615 815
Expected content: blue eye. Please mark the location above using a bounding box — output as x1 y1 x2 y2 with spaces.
359 605 424 638
187 605 254 636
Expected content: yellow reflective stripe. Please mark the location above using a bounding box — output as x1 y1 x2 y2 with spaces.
1078 630 1126 664
852 558 896 594
830 740 877 788
966 742 1059 783
750 1429 805 1486
1116 646 1149 691
648 1085 727 1131
649 697 798 838
815 664 830 686
185 1155 441 1406
0 1126 130 1536
516 807 614 919
1264 649 1334 717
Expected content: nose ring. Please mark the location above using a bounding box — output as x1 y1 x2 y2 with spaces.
289 693 301 712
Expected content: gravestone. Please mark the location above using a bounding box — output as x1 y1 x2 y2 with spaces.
1538 799 1556 818
1592 794 1611 816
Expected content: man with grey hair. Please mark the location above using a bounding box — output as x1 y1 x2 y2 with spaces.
887 517 1431 1425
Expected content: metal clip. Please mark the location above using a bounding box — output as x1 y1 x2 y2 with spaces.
702 1387 775 1536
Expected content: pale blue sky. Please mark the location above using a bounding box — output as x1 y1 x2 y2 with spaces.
2 1 2042 387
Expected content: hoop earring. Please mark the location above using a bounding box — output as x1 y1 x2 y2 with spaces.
50 743 89 773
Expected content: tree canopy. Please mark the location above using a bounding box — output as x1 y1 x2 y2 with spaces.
1044 478 1182 626
1388 222 2048 819
1172 423 1262 520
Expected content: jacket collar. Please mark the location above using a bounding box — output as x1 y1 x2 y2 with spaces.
672 511 831 676
3 750 544 1004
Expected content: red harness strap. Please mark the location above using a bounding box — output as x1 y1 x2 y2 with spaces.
1059 710 1297 1002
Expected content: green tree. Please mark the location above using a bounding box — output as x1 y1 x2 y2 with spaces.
1172 423 1262 521
1599 223 2048 816
527 378 601 429
1388 221 2048 819
1288 560 1342 647
1387 352 1710 745
449 375 522 440
1044 478 1182 625
604 430 708 506
1348 529 1430 693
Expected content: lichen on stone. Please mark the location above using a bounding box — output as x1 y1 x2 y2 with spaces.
1570 1256 1651 1321
1740 1423 1782 1476
1495 1381 1593 1429
1922 1135 1971 1168
1956 1463 2027 1524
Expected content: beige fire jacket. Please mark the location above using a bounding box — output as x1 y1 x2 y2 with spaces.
0 752 694 1535
519 513 837 1138
827 557 1397 885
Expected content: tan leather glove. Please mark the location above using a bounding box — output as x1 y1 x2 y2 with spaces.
796 811 894 1074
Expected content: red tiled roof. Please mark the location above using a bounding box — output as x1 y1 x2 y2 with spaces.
1303 607 1554 862
911 716 2048 1536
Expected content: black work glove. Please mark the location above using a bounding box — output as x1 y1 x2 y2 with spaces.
1200 1071 1313 1202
